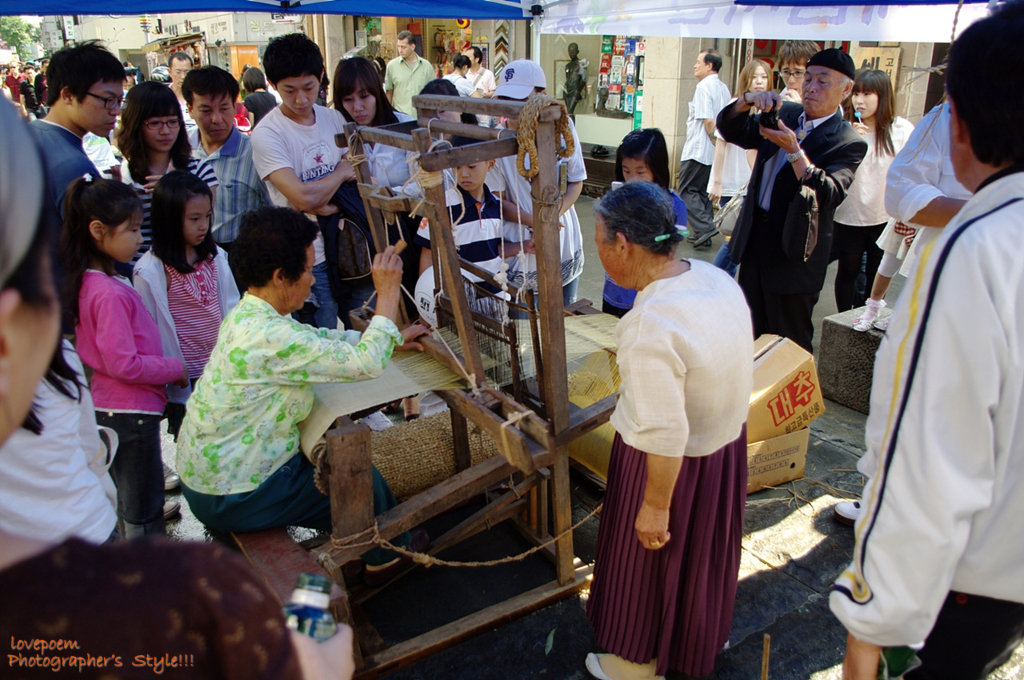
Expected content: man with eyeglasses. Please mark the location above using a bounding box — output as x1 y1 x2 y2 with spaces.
29 41 125 219
777 41 818 104
168 52 198 137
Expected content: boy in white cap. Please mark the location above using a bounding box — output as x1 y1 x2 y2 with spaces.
486 59 587 306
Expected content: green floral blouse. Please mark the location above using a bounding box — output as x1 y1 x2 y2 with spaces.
177 294 402 495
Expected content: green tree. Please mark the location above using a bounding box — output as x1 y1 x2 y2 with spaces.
0 17 41 52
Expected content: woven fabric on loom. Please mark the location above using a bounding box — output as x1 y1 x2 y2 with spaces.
371 413 500 500
432 313 620 388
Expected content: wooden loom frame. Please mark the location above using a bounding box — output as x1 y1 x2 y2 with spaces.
260 95 617 677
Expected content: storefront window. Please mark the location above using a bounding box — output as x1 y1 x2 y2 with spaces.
541 34 644 147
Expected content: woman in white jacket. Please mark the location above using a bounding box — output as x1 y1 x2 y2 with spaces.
133 171 239 442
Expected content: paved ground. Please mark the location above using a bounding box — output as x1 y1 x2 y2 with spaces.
163 197 1023 678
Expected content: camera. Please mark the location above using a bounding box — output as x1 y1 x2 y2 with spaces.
760 107 779 131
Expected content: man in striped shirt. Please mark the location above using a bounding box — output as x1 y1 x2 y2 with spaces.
183 66 270 255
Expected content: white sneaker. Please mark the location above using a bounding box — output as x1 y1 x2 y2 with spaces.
834 500 861 527
361 410 393 432
853 299 886 332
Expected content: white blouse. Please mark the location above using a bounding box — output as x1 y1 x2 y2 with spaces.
610 260 754 458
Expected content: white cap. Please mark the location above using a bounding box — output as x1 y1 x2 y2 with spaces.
493 60 547 100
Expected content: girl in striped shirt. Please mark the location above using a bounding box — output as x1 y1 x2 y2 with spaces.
133 171 239 441
116 82 219 267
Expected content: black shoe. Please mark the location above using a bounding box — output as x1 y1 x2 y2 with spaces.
693 228 719 248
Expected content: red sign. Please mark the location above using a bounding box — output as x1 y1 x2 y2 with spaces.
766 370 816 427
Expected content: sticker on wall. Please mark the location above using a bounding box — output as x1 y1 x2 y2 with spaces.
636 42 646 56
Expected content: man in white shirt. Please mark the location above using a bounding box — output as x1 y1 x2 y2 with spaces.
168 52 197 137
678 50 731 248
831 4 1024 676
463 46 496 97
486 59 587 305
250 33 355 329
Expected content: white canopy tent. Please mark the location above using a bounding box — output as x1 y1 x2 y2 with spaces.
534 0 989 41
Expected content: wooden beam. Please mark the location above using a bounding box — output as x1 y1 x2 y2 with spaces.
425 477 536 557
549 450 576 585
327 418 375 540
411 127 486 383
418 137 519 173
354 563 593 679
324 454 516 567
333 120 419 150
450 408 472 473
411 94 563 123
344 122 390 254
356 183 416 215
554 393 618 449
480 385 554 451
530 118 571 436
352 125 421 152
434 389 538 472
416 118 517 142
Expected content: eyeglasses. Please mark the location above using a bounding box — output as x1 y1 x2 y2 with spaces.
780 69 807 79
143 118 181 131
86 92 125 110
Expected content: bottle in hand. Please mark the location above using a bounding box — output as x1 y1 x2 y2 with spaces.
284 573 338 642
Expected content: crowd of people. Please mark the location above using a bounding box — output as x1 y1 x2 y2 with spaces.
2 4 1024 678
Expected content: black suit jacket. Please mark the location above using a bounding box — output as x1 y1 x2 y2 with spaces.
717 102 867 295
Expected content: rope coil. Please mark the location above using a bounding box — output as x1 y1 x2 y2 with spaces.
515 93 575 180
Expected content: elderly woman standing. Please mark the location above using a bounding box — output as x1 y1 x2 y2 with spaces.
177 206 429 585
585 182 753 680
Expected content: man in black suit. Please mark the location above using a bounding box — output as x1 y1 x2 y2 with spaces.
717 49 867 351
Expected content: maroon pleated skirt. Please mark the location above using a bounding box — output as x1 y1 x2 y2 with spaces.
586 426 747 678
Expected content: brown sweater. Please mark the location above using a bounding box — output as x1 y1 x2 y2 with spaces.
0 538 302 679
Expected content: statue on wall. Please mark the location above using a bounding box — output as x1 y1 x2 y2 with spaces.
562 43 588 115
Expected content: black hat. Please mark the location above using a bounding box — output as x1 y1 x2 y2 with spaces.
807 48 856 81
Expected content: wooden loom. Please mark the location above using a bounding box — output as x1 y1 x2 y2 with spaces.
236 95 617 677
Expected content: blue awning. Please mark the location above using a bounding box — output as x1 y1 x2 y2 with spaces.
0 0 528 19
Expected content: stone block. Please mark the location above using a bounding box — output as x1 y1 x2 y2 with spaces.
817 307 890 415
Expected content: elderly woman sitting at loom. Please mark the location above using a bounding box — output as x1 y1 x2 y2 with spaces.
583 182 754 680
177 206 429 584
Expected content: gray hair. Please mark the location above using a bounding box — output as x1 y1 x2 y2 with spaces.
593 182 683 256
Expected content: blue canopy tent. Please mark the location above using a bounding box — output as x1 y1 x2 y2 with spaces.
0 0 529 19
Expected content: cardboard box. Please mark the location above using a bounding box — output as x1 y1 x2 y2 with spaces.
748 335 825 443
747 427 809 494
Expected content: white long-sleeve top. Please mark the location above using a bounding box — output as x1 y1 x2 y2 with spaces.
835 117 914 226
883 103 971 272
831 170 1024 647
133 249 240 404
610 260 753 458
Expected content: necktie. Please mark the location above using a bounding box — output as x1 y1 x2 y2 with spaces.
758 116 815 211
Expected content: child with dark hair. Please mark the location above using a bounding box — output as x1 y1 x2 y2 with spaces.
60 176 187 538
250 33 354 330
601 128 689 317
115 81 219 265
133 171 240 440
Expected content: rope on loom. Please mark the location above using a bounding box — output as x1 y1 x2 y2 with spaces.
317 500 603 571
499 408 534 457
515 93 574 180
345 131 367 169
